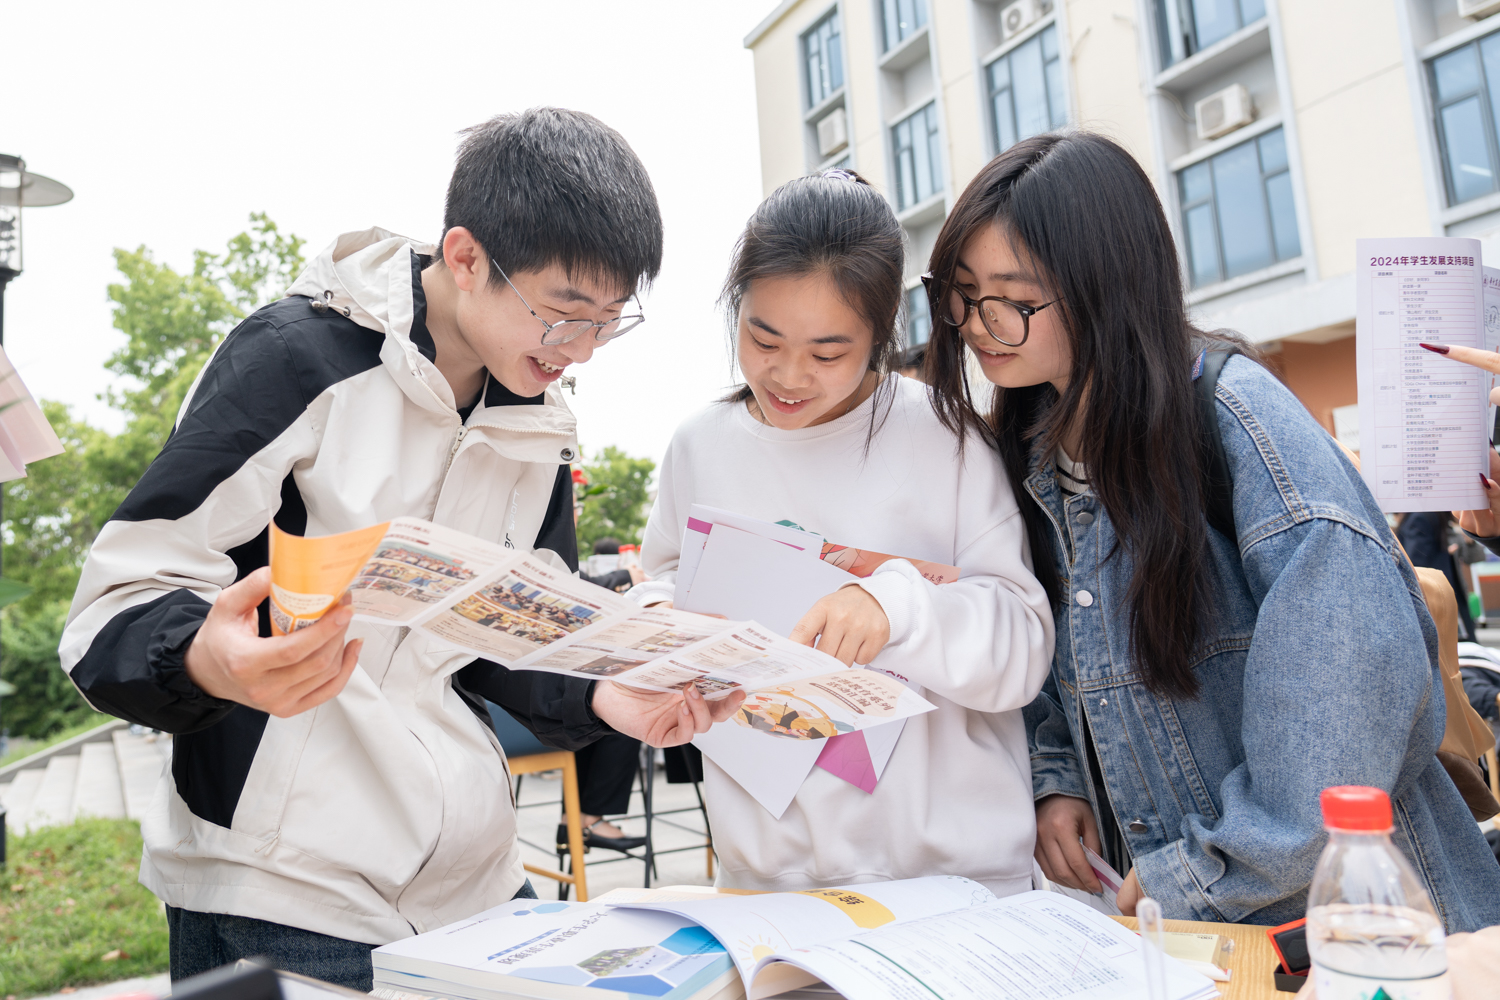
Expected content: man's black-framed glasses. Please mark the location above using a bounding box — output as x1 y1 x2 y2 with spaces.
920 272 1058 347
493 262 645 346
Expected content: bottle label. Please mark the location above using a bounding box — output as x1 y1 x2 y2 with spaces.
1312 963 1451 1000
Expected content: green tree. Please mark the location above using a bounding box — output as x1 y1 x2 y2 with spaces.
0 214 305 739
575 446 655 553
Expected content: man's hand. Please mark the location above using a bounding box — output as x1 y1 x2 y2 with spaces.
592 681 745 748
790 586 890 666
1034 794 1103 892
184 567 364 717
1455 448 1500 538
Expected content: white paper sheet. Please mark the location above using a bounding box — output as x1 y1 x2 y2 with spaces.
681 526 875 814
0 343 64 482
1356 237 1489 512
677 505 824 602
753 891 1217 1000
682 524 857 635
1485 266 1500 444
692 724 822 819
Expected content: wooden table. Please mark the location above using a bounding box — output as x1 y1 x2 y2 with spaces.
1114 916 1289 1000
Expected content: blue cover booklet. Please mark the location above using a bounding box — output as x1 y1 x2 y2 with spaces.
371 897 741 1000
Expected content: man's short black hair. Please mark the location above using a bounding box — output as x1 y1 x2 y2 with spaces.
593 537 621 555
438 107 663 293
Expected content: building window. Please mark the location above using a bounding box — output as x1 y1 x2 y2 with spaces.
804 9 845 109
906 285 932 347
892 102 943 210
881 0 927 52
1178 127 1299 287
1430 33 1500 207
1155 0 1266 68
986 24 1066 154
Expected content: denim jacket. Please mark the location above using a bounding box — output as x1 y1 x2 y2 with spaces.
1023 356 1500 932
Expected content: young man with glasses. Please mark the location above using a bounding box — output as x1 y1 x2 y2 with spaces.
60 108 741 988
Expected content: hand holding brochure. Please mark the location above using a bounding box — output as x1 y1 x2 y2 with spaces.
268 518 935 738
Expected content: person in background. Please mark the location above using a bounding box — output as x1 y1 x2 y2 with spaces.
922 130 1500 930
581 536 643 593
1397 511 1478 640
897 343 927 382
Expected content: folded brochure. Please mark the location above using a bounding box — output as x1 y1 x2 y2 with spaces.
268 517 935 739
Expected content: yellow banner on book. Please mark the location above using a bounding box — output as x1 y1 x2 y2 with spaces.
269 521 389 635
791 888 896 929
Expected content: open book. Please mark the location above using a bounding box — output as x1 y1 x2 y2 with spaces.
616 879 1218 1000
268 517 935 738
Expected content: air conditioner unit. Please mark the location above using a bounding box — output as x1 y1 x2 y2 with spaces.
1000 0 1050 42
1195 84 1255 141
1459 0 1500 19
817 107 849 158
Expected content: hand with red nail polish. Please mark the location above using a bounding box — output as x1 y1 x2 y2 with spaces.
1456 451 1500 539
1424 343 1500 404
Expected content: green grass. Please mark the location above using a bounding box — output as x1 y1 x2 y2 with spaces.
0 717 115 770
0 818 167 998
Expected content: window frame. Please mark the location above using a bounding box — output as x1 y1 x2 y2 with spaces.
802 6 846 112
1154 0 1267 70
879 0 928 54
984 21 1067 158
1176 126 1301 289
891 101 944 211
1428 32 1500 208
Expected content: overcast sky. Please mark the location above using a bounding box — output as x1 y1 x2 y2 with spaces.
3 0 768 468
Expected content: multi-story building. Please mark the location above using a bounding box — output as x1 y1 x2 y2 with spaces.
743 0 1500 442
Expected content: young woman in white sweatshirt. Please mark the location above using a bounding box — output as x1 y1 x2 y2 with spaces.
629 170 1055 895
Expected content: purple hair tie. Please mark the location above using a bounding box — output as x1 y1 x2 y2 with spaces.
822 168 858 183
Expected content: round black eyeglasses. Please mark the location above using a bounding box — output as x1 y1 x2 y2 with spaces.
920 272 1058 347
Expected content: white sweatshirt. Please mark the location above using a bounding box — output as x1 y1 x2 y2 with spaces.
632 375 1055 896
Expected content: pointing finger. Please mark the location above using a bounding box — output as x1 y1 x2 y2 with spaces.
1427 342 1500 375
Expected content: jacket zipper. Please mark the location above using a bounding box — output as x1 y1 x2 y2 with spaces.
429 424 467 520
395 423 467 655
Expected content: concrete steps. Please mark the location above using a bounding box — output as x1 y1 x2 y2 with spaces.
1 724 170 834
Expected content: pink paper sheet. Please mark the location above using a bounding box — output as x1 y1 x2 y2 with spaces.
814 731 877 794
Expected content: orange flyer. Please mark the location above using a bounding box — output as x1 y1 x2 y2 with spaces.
269 521 389 634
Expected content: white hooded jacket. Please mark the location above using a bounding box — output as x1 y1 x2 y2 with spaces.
60 228 603 944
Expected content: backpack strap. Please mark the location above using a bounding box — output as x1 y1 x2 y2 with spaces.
1194 348 1239 544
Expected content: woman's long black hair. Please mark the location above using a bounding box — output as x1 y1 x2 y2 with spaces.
925 131 1251 699
719 169 906 435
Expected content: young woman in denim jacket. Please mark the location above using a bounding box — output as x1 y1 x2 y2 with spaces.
919 131 1500 932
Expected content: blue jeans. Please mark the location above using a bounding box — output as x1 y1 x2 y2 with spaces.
167 880 538 989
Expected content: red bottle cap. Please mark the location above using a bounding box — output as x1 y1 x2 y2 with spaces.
1320 786 1393 832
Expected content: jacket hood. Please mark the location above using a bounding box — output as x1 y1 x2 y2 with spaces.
288 226 433 342
284 227 576 422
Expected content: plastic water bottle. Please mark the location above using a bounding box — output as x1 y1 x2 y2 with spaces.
1306 785 1450 1000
